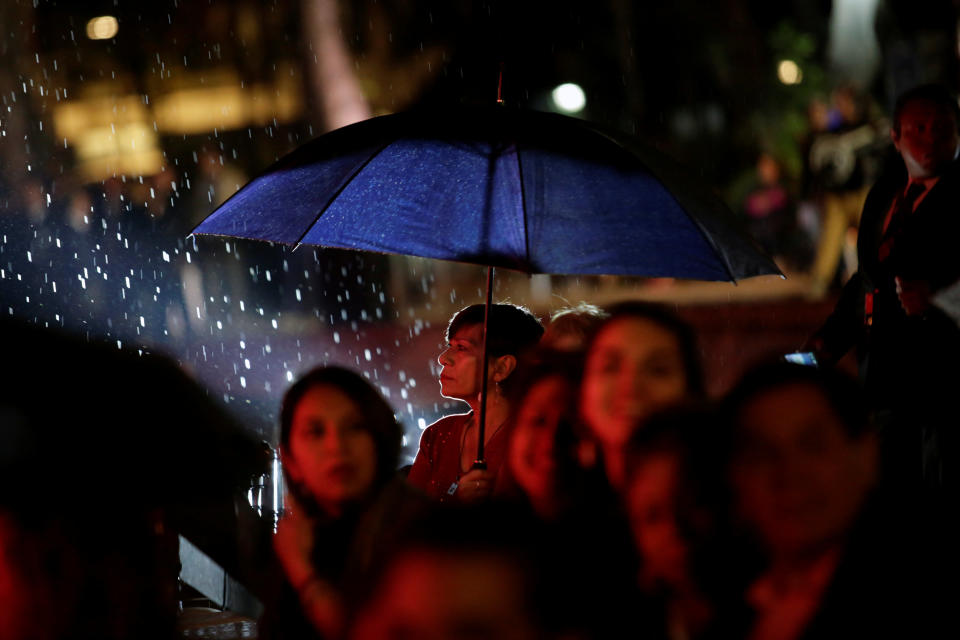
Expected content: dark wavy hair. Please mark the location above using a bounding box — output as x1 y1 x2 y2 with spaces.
280 366 402 508
583 301 705 397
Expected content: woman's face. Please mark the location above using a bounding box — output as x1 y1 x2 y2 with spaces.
624 453 690 591
284 384 378 513
580 317 689 446
437 323 485 402
508 375 571 508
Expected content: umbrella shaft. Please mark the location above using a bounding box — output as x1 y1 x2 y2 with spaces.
474 266 495 469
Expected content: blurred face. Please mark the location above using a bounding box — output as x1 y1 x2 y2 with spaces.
892 98 959 179
437 323 485 402
625 454 690 591
508 376 571 508
730 383 877 559
581 317 689 446
352 550 539 640
283 384 378 514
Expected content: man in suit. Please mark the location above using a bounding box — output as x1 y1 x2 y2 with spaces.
810 84 960 492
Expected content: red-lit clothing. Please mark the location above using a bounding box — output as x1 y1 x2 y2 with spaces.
746 548 841 640
879 175 939 235
407 411 514 502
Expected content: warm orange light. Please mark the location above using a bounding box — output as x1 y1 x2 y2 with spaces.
86 16 119 41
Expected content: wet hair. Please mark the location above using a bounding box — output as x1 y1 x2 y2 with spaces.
722 361 870 439
447 303 544 355
280 366 402 498
583 301 705 396
540 302 610 352
446 303 544 392
892 83 960 135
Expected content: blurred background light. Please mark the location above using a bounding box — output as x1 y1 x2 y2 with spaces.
551 82 586 114
777 59 803 85
86 16 118 41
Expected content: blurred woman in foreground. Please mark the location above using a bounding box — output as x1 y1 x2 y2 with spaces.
579 302 704 490
264 366 424 640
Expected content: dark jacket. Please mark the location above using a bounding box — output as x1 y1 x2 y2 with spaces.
815 156 960 408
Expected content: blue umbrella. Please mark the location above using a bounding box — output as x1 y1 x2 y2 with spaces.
193 105 780 464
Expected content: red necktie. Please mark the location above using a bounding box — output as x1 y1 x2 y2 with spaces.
878 182 926 262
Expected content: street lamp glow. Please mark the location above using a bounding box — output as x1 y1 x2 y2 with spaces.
777 59 803 85
86 16 119 41
551 83 586 114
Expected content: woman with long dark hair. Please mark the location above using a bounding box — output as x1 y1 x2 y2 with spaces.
263 366 424 640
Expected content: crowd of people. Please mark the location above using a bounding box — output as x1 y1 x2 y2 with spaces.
738 84 891 290
5 82 960 639
263 297 955 640
264 83 960 639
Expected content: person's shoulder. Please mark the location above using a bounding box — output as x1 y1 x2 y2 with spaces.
424 412 471 435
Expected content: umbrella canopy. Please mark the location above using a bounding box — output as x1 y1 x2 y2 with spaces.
193 104 780 467
193 105 779 281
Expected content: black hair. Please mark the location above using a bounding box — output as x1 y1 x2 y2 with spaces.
584 301 705 396
445 303 544 392
280 366 402 502
722 361 870 439
892 83 960 135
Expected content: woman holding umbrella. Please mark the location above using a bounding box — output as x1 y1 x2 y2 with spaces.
407 303 544 503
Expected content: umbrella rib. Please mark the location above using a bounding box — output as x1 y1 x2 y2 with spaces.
570 117 741 283
514 142 532 270
291 140 395 250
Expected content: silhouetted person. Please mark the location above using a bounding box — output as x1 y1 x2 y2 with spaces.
808 84 960 492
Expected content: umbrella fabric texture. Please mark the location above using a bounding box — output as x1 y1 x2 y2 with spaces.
193 106 779 281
